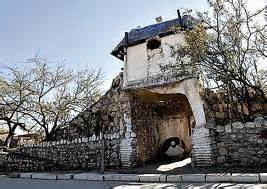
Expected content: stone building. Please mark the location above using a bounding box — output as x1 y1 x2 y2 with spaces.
110 14 210 167
1 13 266 172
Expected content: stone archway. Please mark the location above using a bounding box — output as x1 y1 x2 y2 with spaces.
130 90 194 164
131 78 214 166
147 78 206 128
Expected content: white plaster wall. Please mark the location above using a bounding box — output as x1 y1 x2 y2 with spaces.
148 79 206 127
126 43 147 82
125 33 185 82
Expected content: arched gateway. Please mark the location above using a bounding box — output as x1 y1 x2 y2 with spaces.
111 14 214 167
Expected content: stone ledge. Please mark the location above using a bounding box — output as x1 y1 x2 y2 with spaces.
20 173 34 179
7 173 20 178
73 173 88 180
231 173 259 183
104 174 123 181
182 174 206 182
17 172 266 183
32 173 57 180
206 173 231 182
167 175 182 182
56 173 74 180
86 174 104 181
259 173 267 182
139 174 161 182
121 174 139 181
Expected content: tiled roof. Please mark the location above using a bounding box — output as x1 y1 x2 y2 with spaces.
111 15 194 60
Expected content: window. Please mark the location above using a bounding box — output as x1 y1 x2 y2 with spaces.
147 39 161 50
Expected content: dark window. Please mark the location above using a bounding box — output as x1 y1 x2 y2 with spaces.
147 39 161 50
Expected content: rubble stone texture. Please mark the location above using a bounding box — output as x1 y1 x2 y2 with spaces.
0 73 266 172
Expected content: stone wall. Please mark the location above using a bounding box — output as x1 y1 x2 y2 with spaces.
4 132 120 172
0 72 138 172
207 117 266 167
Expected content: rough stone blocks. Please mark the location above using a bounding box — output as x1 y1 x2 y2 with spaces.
206 173 231 182
231 174 259 183
181 174 205 182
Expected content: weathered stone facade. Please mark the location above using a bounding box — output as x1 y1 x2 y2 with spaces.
4 132 120 172
0 73 138 172
207 118 266 167
1 14 266 172
0 70 266 172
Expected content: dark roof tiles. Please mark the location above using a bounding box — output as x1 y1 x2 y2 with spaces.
111 15 195 60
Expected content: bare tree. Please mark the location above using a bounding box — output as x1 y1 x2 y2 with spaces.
0 66 34 147
0 54 103 143
163 0 266 121
21 54 103 141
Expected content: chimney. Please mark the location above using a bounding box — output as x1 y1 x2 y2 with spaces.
155 16 162 23
177 9 182 26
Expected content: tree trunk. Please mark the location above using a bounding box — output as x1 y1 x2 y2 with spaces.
4 134 12 148
4 122 17 148
4 128 16 148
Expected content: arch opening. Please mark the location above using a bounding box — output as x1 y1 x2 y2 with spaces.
131 90 194 165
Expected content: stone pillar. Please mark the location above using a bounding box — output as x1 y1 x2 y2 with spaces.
183 79 215 166
119 109 136 168
184 79 206 127
191 127 215 167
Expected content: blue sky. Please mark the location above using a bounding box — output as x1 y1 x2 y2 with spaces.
0 0 263 90
0 0 209 90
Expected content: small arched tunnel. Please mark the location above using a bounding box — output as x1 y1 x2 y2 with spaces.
130 90 194 164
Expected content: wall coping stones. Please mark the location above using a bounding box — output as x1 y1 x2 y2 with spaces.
86 173 104 181
121 174 139 181
73 173 104 181
6 173 20 178
166 175 182 182
181 174 206 182
159 175 167 182
206 173 231 182
19 131 121 149
56 173 74 180
20 173 34 179
139 174 162 182
17 173 265 183
104 174 124 181
231 173 260 183
259 173 267 182
73 173 88 180
32 173 57 180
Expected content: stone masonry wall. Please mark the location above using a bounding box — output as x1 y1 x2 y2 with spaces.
131 97 160 164
4 132 120 172
0 72 138 172
207 117 266 167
